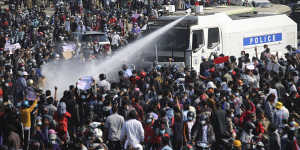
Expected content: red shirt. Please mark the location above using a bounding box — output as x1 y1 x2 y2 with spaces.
153 133 169 144
144 122 155 144
133 103 144 121
256 121 264 136
54 112 71 134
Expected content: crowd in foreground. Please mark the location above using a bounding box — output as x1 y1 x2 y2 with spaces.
0 0 300 150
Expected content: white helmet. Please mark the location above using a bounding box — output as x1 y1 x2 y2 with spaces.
27 79 34 86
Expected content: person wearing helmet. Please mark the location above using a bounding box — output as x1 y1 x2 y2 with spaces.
273 101 289 129
15 71 28 101
233 140 242 150
25 79 37 101
191 114 215 148
97 73 111 91
183 111 195 145
46 129 61 150
20 98 38 150
144 113 155 149
240 121 255 150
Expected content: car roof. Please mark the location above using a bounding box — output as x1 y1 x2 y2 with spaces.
81 31 106 35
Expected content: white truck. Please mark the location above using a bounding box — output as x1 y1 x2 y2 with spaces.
144 13 297 73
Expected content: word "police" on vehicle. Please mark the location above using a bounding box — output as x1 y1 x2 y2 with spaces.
243 33 282 46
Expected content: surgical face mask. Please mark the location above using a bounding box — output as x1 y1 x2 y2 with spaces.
188 116 193 121
50 140 56 144
294 76 299 83
81 95 86 99
248 129 253 133
160 129 165 135
231 114 234 118
146 119 152 124
158 95 162 99
200 120 206 125
216 93 220 97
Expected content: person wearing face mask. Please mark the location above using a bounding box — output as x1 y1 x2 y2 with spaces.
53 102 71 143
191 114 215 149
104 105 124 150
273 101 289 129
153 122 170 150
144 113 155 150
240 121 255 150
120 110 144 150
225 109 236 139
97 73 111 91
183 111 195 145
111 31 121 51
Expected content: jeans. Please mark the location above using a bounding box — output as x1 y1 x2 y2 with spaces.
24 129 30 150
108 140 122 150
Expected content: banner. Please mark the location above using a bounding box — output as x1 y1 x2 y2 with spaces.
77 76 94 90
62 43 76 52
4 42 21 51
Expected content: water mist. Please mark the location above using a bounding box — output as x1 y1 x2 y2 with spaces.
41 16 186 97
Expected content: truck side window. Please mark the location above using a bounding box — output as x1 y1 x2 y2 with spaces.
192 30 204 50
208 27 220 49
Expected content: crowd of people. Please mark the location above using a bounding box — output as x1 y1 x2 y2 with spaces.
0 0 300 150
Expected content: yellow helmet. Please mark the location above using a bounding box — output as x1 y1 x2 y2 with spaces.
233 140 242 147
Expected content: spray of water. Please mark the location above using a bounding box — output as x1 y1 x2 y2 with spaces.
41 16 186 97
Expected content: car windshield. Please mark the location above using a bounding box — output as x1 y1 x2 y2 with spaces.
256 2 272 7
81 34 109 43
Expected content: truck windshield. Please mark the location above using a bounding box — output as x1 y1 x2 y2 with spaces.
157 28 189 51
81 34 110 43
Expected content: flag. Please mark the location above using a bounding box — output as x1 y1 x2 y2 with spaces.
293 137 300 150
214 56 229 64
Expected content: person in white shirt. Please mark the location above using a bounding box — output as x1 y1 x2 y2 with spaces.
120 110 144 150
273 102 289 129
122 64 132 78
65 18 71 33
111 31 121 51
97 73 111 91
76 21 86 33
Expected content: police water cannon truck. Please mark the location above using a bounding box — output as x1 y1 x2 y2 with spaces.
144 13 297 73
